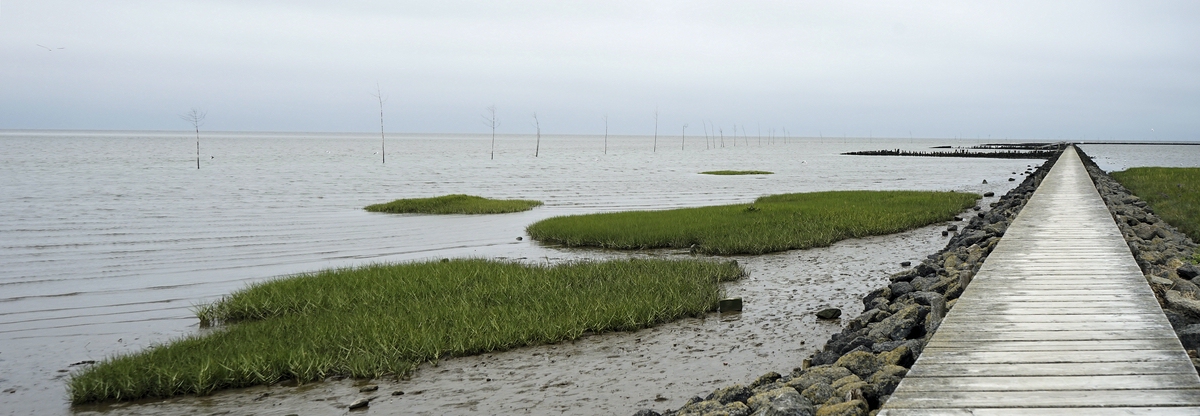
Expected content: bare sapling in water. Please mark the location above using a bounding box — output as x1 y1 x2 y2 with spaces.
603 115 608 155
180 108 206 169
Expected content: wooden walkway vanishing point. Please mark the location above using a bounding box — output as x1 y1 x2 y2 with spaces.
879 147 1200 415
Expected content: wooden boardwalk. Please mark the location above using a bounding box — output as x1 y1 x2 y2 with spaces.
879 147 1200 415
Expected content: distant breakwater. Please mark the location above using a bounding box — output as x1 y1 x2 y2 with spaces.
842 148 1060 159
634 149 1065 416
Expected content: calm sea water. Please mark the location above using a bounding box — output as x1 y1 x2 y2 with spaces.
0 131 1189 414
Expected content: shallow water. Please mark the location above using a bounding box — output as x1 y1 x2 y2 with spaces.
1 131 1061 414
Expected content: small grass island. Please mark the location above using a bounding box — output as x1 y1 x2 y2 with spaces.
364 194 542 214
69 259 743 403
527 190 979 255
700 170 774 175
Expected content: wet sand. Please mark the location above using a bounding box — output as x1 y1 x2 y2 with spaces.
71 214 967 416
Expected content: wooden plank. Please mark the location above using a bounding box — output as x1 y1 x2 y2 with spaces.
920 321 1173 332
929 330 1176 342
881 408 1200 416
905 361 1199 378
896 374 1200 392
883 389 1200 408
922 339 1185 352
915 349 1185 364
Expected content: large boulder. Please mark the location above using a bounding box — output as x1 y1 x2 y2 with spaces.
868 305 922 342
834 351 882 379
709 384 753 405
748 387 814 416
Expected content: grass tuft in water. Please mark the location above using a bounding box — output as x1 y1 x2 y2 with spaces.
1111 167 1200 243
700 170 774 175
69 258 742 404
364 194 542 214
527 190 979 255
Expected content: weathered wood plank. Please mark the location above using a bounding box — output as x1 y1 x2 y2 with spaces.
905 361 1198 378
880 408 1200 416
915 349 1183 364
884 389 1200 408
895 374 1200 391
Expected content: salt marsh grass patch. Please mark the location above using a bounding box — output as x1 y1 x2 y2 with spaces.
527 190 979 255
364 194 542 214
69 259 742 403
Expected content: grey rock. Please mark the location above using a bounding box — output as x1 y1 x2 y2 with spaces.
888 281 914 298
749 388 814 416
633 410 662 416
750 372 783 389
1166 290 1200 319
982 191 994 197
868 304 921 342
709 384 753 404
835 351 882 379
800 383 835 405
348 398 371 410
1180 264 1200 280
816 308 841 320
1178 324 1200 351
675 399 725 416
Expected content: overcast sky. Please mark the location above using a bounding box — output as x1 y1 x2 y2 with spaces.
2 1 1197 140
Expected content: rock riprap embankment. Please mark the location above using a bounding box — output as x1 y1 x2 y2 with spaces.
634 150 1063 416
1077 148 1200 370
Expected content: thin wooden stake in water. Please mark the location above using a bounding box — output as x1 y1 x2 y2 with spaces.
603 115 608 155
482 105 500 160
179 108 206 169
532 113 541 157
681 124 688 150
653 109 658 153
373 84 386 164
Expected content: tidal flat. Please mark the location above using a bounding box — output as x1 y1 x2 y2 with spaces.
0 132 1045 414
71 218 973 416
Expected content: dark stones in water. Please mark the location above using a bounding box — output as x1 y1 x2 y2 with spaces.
973 206 982 211
816 308 841 319
359 385 379 392
982 179 988 184
1008 177 1016 181
983 192 995 197
900 261 911 267
516 236 523 241
946 224 958 232
719 298 743 312
941 231 948 236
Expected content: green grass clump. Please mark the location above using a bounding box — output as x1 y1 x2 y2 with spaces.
1111 167 1200 243
364 194 542 214
69 258 742 404
527 190 979 255
701 170 774 175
